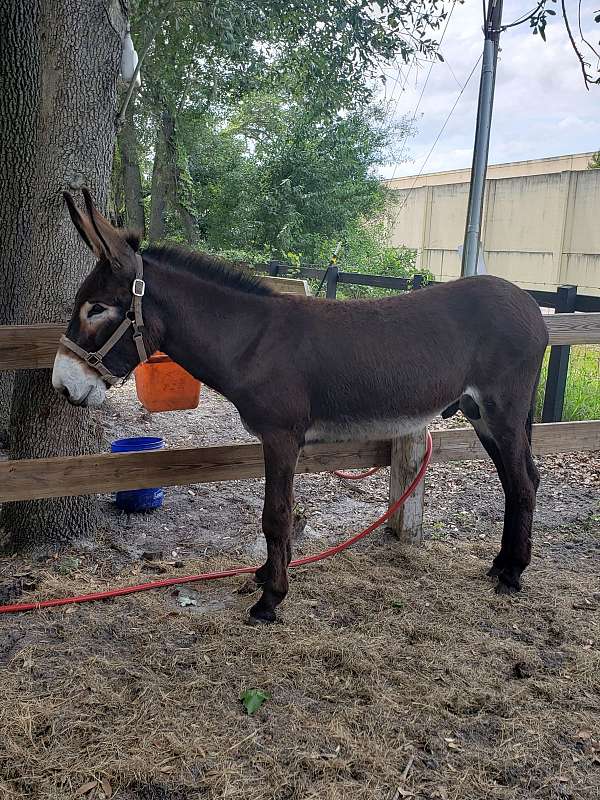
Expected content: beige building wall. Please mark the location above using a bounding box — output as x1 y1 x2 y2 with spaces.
385 153 600 296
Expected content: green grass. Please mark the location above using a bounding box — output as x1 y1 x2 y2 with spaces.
535 345 600 422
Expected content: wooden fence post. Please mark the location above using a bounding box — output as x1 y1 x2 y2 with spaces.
387 428 427 545
542 284 577 423
326 263 339 299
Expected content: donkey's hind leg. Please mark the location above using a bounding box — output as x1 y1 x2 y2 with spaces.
481 411 539 593
248 432 299 624
470 422 512 577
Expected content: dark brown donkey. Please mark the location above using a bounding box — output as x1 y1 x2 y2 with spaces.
53 190 548 623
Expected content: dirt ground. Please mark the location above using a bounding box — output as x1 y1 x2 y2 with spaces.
0 384 599 800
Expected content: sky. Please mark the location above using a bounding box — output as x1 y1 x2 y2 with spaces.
377 0 600 179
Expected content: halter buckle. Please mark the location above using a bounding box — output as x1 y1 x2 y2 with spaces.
132 278 145 297
86 353 101 367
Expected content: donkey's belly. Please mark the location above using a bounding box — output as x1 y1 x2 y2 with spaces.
304 414 437 444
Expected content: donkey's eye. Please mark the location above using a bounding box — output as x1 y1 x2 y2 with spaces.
88 303 107 318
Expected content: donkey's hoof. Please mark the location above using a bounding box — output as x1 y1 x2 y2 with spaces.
495 572 522 594
495 581 518 595
247 604 277 625
246 615 274 626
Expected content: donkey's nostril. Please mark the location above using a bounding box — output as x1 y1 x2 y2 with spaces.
61 387 71 399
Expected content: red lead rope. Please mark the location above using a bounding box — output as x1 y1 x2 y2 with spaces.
0 432 432 615
332 465 381 480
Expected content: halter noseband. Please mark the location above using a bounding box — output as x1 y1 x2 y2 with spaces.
60 253 148 385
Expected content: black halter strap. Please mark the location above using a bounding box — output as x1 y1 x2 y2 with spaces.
60 253 148 385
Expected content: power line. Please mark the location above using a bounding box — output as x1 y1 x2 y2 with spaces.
379 2 456 135
379 53 417 131
377 6 424 131
386 1 458 180
444 56 462 89
388 53 483 223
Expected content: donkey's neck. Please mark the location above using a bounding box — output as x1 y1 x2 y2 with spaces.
145 257 274 398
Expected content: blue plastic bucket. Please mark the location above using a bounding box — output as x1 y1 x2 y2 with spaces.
111 436 165 512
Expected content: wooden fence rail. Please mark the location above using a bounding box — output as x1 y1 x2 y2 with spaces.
1 421 598 503
1 303 599 544
1 313 599 372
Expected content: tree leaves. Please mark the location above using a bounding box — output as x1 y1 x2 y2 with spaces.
240 688 269 715
123 1 448 254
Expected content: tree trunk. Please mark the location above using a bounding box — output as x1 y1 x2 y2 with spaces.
118 99 146 234
149 107 197 244
111 141 126 227
0 0 127 553
177 201 198 246
0 0 42 447
149 110 170 242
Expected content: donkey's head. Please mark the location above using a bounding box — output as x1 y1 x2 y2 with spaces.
53 190 150 407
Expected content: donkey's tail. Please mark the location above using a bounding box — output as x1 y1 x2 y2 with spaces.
526 406 534 446
526 363 543 446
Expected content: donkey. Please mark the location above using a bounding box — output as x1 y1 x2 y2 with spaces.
53 190 548 623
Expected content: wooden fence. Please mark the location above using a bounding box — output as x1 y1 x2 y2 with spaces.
1 304 599 543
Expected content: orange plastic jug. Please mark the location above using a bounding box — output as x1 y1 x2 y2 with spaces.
134 353 201 412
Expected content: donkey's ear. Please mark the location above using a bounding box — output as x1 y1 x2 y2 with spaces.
63 192 105 258
81 188 137 276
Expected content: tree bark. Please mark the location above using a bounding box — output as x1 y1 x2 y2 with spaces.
118 99 146 234
149 107 197 244
0 1 42 447
0 0 127 552
149 110 170 242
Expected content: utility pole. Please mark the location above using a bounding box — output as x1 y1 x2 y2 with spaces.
461 0 504 277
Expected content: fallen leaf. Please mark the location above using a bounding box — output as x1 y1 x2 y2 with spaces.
75 781 97 797
573 600 598 611
56 556 80 575
178 595 197 607
100 778 112 798
160 765 176 774
240 688 269 715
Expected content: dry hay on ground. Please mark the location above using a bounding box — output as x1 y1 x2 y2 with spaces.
0 525 598 800
0 386 598 798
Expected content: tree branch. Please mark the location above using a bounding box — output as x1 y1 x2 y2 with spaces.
561 0 593 90
116 0 176 130
501 1 546 31
577 0 600 64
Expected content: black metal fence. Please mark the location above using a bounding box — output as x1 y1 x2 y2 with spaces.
265 260 600 424
266 260 425 297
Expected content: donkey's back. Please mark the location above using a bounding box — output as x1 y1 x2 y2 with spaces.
289 275 548 439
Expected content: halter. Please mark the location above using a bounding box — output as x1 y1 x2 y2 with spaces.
60 253 148 385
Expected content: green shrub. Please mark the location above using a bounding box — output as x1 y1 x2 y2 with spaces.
535 345 600 422
304 220 431 299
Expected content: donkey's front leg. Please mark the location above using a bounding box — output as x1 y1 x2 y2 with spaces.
249 433 299 624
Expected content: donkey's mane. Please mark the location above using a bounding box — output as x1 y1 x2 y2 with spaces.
144 245 274 297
